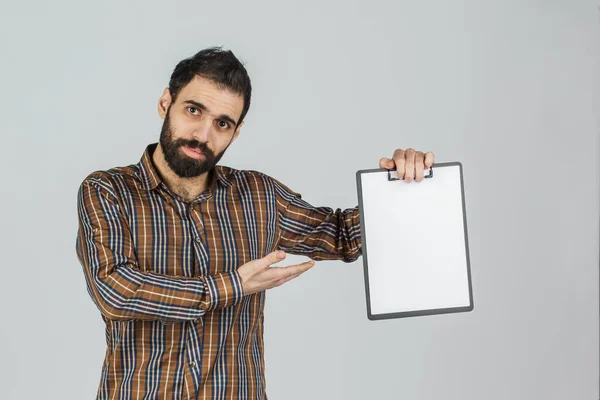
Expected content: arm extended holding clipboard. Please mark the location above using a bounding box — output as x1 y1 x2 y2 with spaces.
271 175 362 263
269 147 435 263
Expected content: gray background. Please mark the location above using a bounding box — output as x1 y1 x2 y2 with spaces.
0 0 598 399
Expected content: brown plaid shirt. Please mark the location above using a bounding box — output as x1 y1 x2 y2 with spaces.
76 142 362 399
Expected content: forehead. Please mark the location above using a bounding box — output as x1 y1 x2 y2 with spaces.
176 75 244 119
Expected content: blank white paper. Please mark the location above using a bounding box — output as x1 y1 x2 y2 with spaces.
359 164 471 316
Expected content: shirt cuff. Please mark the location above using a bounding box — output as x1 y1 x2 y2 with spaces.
205 270 245 310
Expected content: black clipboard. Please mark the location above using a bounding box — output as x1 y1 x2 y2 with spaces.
356 162 474 320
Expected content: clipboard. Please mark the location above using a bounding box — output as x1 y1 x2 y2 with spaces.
355 162 473 320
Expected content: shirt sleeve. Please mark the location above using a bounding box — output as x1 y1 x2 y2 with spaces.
271 176 362 262
75 173 245 322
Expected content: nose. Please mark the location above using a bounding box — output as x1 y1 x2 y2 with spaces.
192 119 212 143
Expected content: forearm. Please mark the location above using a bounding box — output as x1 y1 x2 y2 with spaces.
77 176 244 322
276 203 362 262
84 262 243 322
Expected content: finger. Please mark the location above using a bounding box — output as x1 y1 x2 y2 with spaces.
279 260 315 279
415 151 425 182
265 250 286 266
266 260 314 281
402 148 415 183
424 152 435 169
276 261 315 286
273 270 303 288
392 149 405 179
379 157 395 169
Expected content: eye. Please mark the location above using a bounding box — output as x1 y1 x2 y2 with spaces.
218 120 230 129
187 107 199 115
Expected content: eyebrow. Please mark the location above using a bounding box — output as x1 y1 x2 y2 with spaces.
182 100 238 127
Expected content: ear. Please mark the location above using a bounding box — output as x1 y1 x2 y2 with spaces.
232 121 244 142
157 88 172 119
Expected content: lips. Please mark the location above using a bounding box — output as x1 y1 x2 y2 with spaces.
182 145 205 159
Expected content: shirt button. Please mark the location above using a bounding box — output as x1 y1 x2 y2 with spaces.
190 361 196 367
195 237 202 243
93 228 99 234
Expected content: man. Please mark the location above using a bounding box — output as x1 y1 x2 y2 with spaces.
75 47 435 400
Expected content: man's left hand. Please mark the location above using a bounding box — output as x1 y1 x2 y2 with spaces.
379 148 435 183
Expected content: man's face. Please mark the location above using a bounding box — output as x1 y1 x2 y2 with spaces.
158 75 244 178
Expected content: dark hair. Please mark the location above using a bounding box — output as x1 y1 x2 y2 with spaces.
168 46 252 127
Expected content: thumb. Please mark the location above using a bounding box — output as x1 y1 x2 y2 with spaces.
379 157 395 169
265 250 286 266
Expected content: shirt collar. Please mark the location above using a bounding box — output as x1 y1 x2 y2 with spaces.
136 142 233 192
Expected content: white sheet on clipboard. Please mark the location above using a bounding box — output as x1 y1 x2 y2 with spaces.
356 162 473 319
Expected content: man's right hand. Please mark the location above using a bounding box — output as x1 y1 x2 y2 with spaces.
237 250 315 295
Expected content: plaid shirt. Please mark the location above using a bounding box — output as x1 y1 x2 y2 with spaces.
75 142 362 399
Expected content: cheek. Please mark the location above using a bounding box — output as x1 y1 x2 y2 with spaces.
170 117 195 139
209 138 229 154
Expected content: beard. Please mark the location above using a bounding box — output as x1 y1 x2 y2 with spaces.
159 107 229 178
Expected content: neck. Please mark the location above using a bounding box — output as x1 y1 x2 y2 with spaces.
152 143 211 201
